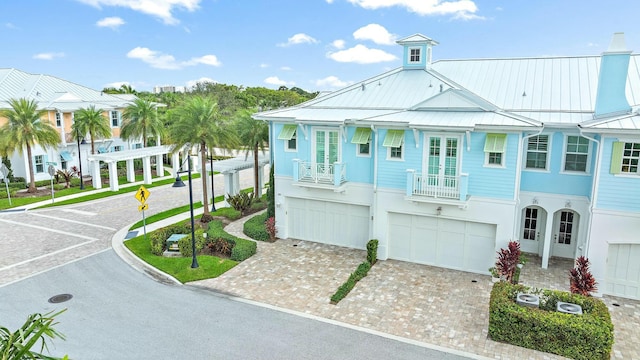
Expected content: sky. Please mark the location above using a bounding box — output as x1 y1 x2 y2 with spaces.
2 0 640 93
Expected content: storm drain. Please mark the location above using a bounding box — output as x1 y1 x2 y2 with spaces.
48 294 73 304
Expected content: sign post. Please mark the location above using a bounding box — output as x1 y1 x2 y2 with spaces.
47 162 57 204
135 185 151 241
0 164 10 206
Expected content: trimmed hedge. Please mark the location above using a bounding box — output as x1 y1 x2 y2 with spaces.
243 212 270 241
330 261 371 304
489 281 613 360
207 220 256 261
149 223 191 256
366 239 378 264
178 229 207 257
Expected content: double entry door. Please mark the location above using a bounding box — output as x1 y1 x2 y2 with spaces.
424 135 460 197
313 129 339 182
521 207 577 258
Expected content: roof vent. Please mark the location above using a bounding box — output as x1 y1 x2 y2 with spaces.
556 301 583 315
522 91 526 97
439 84 443 93
516 293 540 308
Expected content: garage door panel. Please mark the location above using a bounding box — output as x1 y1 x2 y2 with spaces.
388 213 496 274
287 198 369 249
606 244 640 299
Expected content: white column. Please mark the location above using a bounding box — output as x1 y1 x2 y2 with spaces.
257 164 265 196
155 155 163 177
541 211 554 269
223 172 234 206
126 159 135 183
190 154 199 174
108 161 119 192
172 152 180 177
142 156 152 185
233 171 240 196
91 160 102 189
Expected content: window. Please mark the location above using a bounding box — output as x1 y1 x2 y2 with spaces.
611 141 640 174
35 155 44 173
278 124 297 152
409 47 421 63
484 133 507 167
60 155 67 170
60 151 72 170
389 145 402 159
383 130 404 160
55 112 62 127
134 143 143 149
111 111 120 127
112 145 124 152
525 135 549 170
351 127 371 156
564 136 589 172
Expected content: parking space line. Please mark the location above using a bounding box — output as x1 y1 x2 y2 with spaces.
0 238 99 272
0 219 101 240
28 213 116 231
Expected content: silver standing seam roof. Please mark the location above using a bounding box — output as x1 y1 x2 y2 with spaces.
253 48 640 132
0 68 134 111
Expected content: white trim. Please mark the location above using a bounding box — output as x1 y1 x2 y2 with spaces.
284 129 297 152
386 145 404 161
523 133 551 171
560 134 592 174
407 46 422 64
484 151 505 168
356 141 371 157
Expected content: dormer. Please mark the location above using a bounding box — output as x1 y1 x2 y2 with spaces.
396 34 439 70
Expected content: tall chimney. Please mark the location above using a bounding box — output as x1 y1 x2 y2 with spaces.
594 32 632 118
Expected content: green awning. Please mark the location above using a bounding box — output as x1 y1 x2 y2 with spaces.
484 133 507 153
351 127 371 144
277 124 297 140
382 130 404 147
60 151 72 161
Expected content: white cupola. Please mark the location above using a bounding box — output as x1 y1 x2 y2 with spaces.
396 34 439 70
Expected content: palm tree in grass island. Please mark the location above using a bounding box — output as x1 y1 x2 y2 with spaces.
235 108 269 198
73 105 111 155
121 98 164 148
170 96 238 222
0 98 60 192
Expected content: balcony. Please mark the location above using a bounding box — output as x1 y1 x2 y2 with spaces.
406 170 469 205
292 159 347 189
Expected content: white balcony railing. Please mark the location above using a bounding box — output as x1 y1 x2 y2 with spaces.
293 160 347 186
406 170 469 201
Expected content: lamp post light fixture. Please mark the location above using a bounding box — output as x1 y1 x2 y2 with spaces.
76 135 84 190
172 153 199 269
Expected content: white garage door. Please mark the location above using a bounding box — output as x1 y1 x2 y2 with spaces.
388 213 496 273
287 198 370 249
606 244 640 300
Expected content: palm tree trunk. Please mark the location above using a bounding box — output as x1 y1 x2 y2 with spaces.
200 143 210 218
26 144 36 193
253 142 259 198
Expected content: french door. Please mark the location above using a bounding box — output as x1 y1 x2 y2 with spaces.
425 135 460 196
313 129 339 181
552 210 578 258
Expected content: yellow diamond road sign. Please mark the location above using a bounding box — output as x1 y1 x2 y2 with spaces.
135 185 150 204
138 203 149 211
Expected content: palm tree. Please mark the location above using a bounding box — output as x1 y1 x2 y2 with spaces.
121 98 164 147
235 108 269 198
0 309 68 360
73 106 111 155
170 96 238 221
0 98 60 192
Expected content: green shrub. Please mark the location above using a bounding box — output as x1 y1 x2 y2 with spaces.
226 192 254 215
149 228 169 255
331 261 372 304
207 220 257 261
178 229 206 257
267 166 275 218
366 239 378 265
243 212 270 241
488 281 613 360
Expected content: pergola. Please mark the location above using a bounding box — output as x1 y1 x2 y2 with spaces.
210 152 270 197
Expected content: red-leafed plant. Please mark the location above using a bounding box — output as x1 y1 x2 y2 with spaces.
495 241 521 284
265 216 277 242
569 256 598 296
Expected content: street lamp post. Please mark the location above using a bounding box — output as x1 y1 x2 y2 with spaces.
76 136 84 190
173 153 198 269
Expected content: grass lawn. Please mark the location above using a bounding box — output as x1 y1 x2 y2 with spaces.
125 234 238 283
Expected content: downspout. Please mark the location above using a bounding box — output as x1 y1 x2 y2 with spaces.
371 125 378 243
513 125 545 241
578 126 601 258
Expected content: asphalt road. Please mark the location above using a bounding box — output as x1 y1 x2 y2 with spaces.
0 250 472 360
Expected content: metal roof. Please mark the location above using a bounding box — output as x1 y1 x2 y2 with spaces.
0 68 134 111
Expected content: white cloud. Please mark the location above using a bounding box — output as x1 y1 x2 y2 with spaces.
75 0 200 25
331 39 346 49
126 47 221 69
353 24 397 45
5 22 17 29
280 66 292 71
315 76 351 88
277 33 318 47
264 76 295 87
346 0 480 19
186 77 217 89
259 63 269 68
96 16 125 29
33 52 65 60
327 45 397 64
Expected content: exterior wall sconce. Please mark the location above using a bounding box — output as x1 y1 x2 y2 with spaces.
436 206 442 216
531 197 538 205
